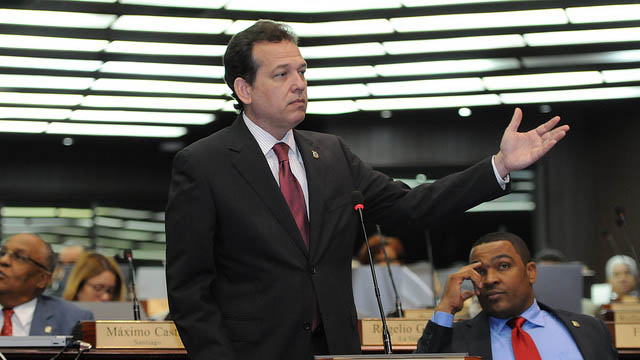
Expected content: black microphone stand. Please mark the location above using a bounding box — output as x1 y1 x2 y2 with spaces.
615 206 640 272
124 249 141 321
376 225 403 318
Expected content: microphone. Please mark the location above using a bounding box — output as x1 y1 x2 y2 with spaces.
424 229 438 308
614 206 640 270
375 225 403 318
351 191 392 354
123 249 141 321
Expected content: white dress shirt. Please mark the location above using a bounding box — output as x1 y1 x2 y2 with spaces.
2 297 37 336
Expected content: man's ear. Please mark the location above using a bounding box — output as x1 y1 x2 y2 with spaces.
36 271 52 290
234 77 252 105
526 261 537 285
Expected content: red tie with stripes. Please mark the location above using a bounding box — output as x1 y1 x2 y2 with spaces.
1 308 13 336
273 142 310 248
507 317 541 360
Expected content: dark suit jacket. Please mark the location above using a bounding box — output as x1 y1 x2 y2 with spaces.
415 302 618 359
30 295 94 335
165 118 507 360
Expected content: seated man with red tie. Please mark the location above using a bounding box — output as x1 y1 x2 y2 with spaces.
0 233 94 336
416 232 617 360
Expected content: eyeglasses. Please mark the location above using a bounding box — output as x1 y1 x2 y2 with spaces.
85 282 116 296
0 247 51 272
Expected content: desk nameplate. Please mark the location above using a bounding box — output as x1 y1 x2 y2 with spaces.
359 319 426 346
74 321 184 349
615 323 640 348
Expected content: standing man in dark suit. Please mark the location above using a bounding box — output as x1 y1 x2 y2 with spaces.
0 233 94 336
416 232 617 359
165 20 569 360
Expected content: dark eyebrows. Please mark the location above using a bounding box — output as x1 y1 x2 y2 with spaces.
470 254 515 266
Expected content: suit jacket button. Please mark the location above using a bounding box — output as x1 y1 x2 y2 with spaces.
303 322 312 331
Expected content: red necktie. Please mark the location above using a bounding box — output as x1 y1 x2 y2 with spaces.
507 317 541 360
273 143 310 249
1 308 13 336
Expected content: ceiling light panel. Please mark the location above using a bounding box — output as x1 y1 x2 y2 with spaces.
367 78 485 96
225 19 394 37
383 34 525 55
390 9 567 33
46 122 188 138
82 95 226 111
375 58 520 77
300 43 385 59
566 4 640 24
0 120 48 133
306 100 359 114
356 94 501 110
105 41 226 56
112 15 232 34
0 9 116 28
402 0 529 6
120 0 227 8
0 75 94 90
305 66 378 81
100 61 224 78
224 0 400 13
70 110 215 125
523 50 640 68
307 84 370 99
602 69 640 83
0 34 108 52
91 78 229 96
499 86 640 104
0 56 103 72
0 107 71 120
483 71 603 90
525 27 640 46
0 92 83 106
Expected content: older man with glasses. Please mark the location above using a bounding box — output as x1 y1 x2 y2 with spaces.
0 233 93 336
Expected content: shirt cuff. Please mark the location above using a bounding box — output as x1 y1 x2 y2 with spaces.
431 311 454 328
491 155 510 191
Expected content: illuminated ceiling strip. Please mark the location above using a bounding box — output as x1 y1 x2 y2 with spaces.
601 69 640 83
305 66 378 81
0 120 48 133
46 122 188 138
499 86 640 104
0 56 103 72
0 34 108 52
226 19 394 37
0 107 72 120
82 95 226 111
91 78 230 96
0 9 116 28
402 0 531 6
367 78 485 96
307 84 370 99
301 43 385 59
383 34 525 55
566 4 640 23
0 74 94 90
375 58 520 77
120 0 227 8
523 50 640 68
105 40 226 56
390 8 567 32
224 0 401 13
483 71 603 91
0 92 83 106
306 100 359 114
524 27 640 46
111 15 233 34
70 109 215 125
356 94 501 110
99 61 224 78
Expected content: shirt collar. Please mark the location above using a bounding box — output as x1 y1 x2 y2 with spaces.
242 112 297 157
488 299 545 333
3 297 37 330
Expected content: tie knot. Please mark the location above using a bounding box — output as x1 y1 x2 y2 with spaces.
2 309 13 318
273 142 290 162
507 316 526 329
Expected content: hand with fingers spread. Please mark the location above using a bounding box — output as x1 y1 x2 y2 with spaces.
436 262 483 315
493 107 570 179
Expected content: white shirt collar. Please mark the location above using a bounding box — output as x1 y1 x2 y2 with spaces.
242 112 297 156
4 297 37 335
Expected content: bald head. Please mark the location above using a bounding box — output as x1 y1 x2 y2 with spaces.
58 245 85 266
6 233 56 272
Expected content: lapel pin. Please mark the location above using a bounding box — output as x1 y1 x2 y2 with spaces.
571 320 580 328
44 325 52 334
312 150 319 159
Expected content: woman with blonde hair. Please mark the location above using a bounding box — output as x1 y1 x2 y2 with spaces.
63 252 127 302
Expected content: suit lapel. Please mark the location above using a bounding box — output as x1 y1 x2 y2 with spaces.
294 131 326 261
465 312 493 360
30 296 54 336
229 118 309 258
539 303 589 359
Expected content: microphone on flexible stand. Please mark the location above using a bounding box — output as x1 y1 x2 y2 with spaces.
352 191 392 354
123 249 141 321
375 225 403 318
424 229 438 307
614 206 640 269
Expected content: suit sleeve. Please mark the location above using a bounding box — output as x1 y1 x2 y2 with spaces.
165 150 235 360
415 320 454 353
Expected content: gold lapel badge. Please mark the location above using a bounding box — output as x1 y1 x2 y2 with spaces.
44 325 53 334
571 320 580 328
312 150 319 159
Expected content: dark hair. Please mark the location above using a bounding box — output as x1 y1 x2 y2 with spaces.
471 231 532 264
533 248 567 263
223 20 298 111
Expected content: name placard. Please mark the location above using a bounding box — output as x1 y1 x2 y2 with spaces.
403 309 434 319
359 318 425 346
93 321 184 349
614 323 640 348
614 311 640 323
611 303 640 312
